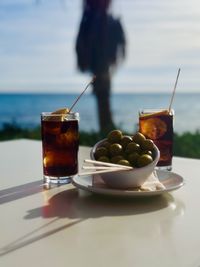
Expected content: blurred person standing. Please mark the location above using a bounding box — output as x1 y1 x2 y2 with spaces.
76 0 126 133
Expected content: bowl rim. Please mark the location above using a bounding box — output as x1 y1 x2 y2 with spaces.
90 138 160 172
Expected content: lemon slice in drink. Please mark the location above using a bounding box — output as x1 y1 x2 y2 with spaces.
52 108 69 121
44 108 69 121
52 108 69 115
141 118 167 139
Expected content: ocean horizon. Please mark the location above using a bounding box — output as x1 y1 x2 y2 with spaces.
0 92 200 134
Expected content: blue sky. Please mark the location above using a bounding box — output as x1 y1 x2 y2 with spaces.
0 0 200 93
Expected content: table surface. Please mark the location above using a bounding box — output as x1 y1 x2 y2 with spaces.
0 139 200 267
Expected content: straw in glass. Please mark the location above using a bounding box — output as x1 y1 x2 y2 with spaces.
168 68 181 112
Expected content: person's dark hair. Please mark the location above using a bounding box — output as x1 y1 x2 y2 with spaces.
83 0 112 12
76 0 125 74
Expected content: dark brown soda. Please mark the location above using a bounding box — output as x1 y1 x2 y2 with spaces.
139 111 173 167
41 119 79 177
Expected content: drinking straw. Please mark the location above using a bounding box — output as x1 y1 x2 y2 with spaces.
84 159 133 169
78 168 130 176
68 76 96 112
168 68 181 112
83 166 128 170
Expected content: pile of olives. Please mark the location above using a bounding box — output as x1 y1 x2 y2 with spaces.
94 130 156 168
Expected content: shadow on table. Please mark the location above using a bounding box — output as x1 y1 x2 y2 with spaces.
26 188 178 219
0 180 43 204
0 188 185 258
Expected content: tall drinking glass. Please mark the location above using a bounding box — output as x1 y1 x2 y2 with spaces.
139 109 174 171
41 112 79 184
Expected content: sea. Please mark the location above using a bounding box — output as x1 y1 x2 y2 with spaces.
0 93 199 134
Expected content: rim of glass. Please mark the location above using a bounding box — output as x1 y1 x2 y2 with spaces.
41 111 79 116
139 108 174 115
41 112 79 120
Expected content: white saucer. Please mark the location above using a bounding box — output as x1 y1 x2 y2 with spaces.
72 170 184 197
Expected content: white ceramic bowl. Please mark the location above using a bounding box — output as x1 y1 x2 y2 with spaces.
90 139 160 189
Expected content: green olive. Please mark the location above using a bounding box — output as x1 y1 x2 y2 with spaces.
107 130 123 144
125 142 141 154
109 143 123 156
117 159 131 167
100 141 111 150
98 156 110 163
128 152 140 166
141 139 154 151
137 154 153 167
111 155 124 164
140 150 153 157
120 135 133 149
132 132 146 144
95 147 108 159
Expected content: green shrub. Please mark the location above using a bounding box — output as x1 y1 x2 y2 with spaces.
173 131 200 158
0 123 200 159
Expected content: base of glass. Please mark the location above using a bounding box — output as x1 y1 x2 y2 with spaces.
156 165 172 171
43 175 72 186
